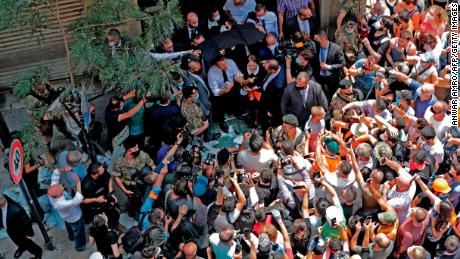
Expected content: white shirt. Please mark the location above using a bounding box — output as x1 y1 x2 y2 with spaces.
48 169 84 223
1 203 7 230
237 149 278 173
424 107 451 140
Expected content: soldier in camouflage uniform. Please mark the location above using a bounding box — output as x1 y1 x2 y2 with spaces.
270 114 307 157
25 83 65 164
335 15 361 68
180 86 209 136
112 139 155 216
330 78 359 117
335 0 366 35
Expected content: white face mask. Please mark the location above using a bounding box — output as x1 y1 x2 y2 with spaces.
214 15 221 22
268 43 278 51
220 25 230 32
344 28 354 34
258 15 266 20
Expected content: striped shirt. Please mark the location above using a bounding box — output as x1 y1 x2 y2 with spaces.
277 0 312 20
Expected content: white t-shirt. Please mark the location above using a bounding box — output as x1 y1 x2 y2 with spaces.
237 149 278 173
424 108 451 140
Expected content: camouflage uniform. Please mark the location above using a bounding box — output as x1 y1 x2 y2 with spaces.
112 151 154 188
181 102 205 130
335 26 360 62
25 90 50 115
330 90 358 114
339 0 366 15
273 126 307 156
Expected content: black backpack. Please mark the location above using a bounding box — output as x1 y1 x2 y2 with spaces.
122 227 145 254
226 198 255 231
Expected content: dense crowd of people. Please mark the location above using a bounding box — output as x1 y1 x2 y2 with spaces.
0 0 457 258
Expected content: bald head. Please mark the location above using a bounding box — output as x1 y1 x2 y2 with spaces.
187 12 199 28
396 175 412 192
48 184 65 198
374 233 390 249
184 242 198 257
412 207 428 223
371 169 384 184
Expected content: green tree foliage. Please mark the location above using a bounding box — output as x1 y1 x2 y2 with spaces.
12 66 50 98
14 121 46 165
70 0 183 96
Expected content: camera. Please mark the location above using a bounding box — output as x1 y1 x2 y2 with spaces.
178 163 201 181
204 153 216 166
275 150 291 166
183 136 203 166
277 31 315 59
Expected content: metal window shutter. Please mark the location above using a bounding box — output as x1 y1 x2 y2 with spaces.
0 0 84 88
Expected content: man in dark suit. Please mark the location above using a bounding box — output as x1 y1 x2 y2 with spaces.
258 33 283 61
260 59 286 130
0 194 42 259
184 58 221 142
285 6 318 39
173 12 208 51
281 71 328 127
313 30 345 102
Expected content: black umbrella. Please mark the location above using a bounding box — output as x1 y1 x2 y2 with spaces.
211 23 265 49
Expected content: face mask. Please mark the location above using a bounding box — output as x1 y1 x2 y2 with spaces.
373 21 381 30
345 28 354 34
132 150 140 158
220 25 229 32
258 15 266 20
379 133 386 141
195 94 200 102
268 43 277 51
214 15 221 22
295 57 303 65
145 102 154 108
177 82 184 89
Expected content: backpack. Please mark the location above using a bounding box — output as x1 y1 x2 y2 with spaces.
122 214 156 254
121 227 145 254
225 198 256 231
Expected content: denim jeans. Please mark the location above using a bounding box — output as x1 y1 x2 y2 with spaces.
65 217 86 251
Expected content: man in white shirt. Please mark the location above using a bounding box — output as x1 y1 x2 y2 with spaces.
48 167 86 251
237 132 278 173
419 125 444 171
208 226 237 259
424 101 451 140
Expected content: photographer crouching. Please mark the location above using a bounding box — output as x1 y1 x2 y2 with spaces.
81 162 121 230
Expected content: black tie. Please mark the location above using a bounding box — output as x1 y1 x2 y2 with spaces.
222 69 229 83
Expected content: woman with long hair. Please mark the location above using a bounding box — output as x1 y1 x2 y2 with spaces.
414 176 456 258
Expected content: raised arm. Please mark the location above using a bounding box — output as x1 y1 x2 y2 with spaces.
414 175 438 203
232 175 247 211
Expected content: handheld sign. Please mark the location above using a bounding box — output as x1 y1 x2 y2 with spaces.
9 139 24 185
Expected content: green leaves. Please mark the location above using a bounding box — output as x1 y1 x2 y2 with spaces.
13 66 50 98
14 120 46 165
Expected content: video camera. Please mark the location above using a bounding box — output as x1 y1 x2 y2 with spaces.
277 32 315 59
275 150 291 167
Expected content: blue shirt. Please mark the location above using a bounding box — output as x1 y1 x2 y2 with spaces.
353 59 378 92
319 42 332 77
409 80 437 118
207 59 242 96
223 0 256 24
248 11 278 35
58 151 87 189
